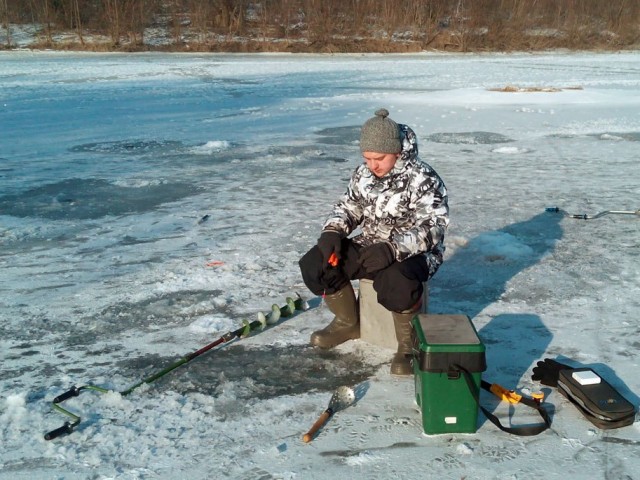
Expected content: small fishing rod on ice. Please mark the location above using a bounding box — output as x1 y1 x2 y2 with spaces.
546 206 639 220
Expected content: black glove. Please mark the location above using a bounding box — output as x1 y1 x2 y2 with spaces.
317 231 342 268
359 243 395 273
531 358 572 387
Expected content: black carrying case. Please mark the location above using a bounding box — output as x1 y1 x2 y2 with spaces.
557 368 637 429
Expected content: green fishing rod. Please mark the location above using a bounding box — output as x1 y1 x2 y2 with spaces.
45 294 309 440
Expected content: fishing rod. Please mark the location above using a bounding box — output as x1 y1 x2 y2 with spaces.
546 206 640 220
44 294 309 441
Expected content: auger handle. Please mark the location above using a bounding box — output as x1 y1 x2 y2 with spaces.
302 408 333 443
44 421 75 441
53 386 81 404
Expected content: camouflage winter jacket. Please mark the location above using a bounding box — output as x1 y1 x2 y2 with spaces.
323 125 449 278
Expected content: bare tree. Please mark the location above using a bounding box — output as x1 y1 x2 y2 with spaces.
215 0 245 34
303 0 336 45
1 0 11 48
29 0 55 45
2 0 640 52
276 0 299 39
102 0 148 47
127 0 148 46
189 0 214 43
71 0 84 45
103 0 121 45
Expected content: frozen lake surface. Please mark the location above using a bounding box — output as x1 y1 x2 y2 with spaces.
1 51 639 479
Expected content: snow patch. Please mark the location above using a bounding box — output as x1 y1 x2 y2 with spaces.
599 133 625 141
99 390 126 408
456 442 474 455
491 146 530 154
1 393 28 422
343 450 383 466
189 140 232 155
470 231 535 262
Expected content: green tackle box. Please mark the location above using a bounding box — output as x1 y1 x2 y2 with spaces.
411 314 486 434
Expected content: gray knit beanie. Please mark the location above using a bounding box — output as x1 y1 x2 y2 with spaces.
359 108 401 153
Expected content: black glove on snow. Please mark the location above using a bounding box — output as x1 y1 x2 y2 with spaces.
531 358 573 387
359 243 395 273
317 231 342 267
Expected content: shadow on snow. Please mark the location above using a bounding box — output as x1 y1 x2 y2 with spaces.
431 211 563 426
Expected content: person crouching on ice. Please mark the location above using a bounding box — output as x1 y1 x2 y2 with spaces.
299 108 449 376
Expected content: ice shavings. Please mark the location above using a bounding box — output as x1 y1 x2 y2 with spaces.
111 178 171 188
189 140 232 154
463 231 535 262
1 393 28 424
188 314 236 334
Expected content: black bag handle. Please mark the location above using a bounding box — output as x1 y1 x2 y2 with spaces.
452 363 552 436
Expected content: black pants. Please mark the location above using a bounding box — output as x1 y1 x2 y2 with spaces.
299 239 431 312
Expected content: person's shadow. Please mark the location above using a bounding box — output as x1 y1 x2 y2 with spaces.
428 212 563 425
429 211 563 320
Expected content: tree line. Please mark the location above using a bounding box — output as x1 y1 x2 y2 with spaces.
2 0 639 52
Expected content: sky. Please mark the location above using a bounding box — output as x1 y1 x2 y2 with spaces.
0 50 639 479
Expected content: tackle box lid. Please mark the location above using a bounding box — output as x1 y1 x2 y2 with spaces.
412 314 484 353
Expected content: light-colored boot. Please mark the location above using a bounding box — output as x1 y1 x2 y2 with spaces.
310 284 359 349
390 311 417 376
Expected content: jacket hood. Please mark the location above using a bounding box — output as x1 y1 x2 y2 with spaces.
386 124 419 176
